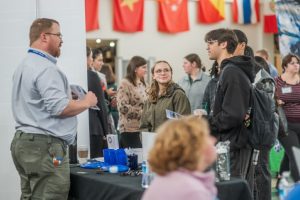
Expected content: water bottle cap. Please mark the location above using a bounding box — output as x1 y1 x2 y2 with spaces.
109 166 118 173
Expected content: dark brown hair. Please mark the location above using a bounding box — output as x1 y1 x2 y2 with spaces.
125 56 147 87
254 56 270 74
92 48 103 60
29 18 59 46
184 53 202 69
86 46 92 57
281 53 300 73
233 29 248 44
100 64 116 84
204 28 238 54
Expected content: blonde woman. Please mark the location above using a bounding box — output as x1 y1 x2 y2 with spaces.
117 56 147 148
140 61 191 132
142 116 217 200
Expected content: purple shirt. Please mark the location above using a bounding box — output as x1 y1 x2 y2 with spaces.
142 169 217 200
275 76 300 123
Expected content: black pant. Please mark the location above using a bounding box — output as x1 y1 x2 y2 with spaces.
120 132 142 148
90 135 107 158
279 122 300 181
230 147 254 195
254 148 271 200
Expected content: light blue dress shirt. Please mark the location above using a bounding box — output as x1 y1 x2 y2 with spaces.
12 48 77 144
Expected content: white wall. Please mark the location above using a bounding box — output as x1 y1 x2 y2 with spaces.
87 0 274 81
0 0 88 199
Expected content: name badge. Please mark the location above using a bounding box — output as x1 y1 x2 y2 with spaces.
282 86 292 94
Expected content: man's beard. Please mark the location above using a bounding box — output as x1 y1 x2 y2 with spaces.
54 48 61 58
50 45 61 58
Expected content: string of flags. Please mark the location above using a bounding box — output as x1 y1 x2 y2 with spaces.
85 0 278 34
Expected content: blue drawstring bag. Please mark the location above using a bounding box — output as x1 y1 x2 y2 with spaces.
80 160 108 169
80 159 129 172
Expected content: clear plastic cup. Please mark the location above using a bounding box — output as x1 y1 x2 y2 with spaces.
77 145 88 164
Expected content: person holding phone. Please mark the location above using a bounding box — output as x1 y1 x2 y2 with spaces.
87 46 110 158
101 64 119 130
140 60 191 132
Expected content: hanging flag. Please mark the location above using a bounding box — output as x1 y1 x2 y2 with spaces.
198 0 225 24
113 0 144 32
232 0 260 24
264 0 278 33
158 0 189 33
85 0 99 31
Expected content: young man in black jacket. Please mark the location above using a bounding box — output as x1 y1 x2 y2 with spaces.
205 28 255 193
233 29 273 200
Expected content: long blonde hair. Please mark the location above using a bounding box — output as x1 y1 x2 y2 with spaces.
147 60 173 103
148 116 209 175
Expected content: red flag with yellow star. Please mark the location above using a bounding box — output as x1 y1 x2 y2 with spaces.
113 0 144 32
158 0 189 33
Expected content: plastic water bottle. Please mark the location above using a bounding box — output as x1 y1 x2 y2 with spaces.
216 141 230 181
278 171 295 200
141 161 150 188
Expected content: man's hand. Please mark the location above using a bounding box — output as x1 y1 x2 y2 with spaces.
244 114 250 120
84 91 97 108
277 99 285 106
60 91 98 117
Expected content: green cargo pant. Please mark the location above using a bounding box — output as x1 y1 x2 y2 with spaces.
10 131 70 200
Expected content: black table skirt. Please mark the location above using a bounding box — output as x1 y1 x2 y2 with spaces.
69 167 252 200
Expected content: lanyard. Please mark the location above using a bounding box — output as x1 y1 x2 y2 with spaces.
28 49 57 64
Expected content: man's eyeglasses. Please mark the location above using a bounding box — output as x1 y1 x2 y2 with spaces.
154 68 171 74
206 40 218 45
45 32 63 39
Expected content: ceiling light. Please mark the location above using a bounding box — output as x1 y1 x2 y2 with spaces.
109 41 115 47
96 38 101 44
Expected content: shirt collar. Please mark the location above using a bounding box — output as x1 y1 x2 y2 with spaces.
28 48 57 64
184 71 203 81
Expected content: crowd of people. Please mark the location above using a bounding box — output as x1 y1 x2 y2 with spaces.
10 18 300 200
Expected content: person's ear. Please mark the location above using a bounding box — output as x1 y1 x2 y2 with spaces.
220 41 227 49
40 33 48 42
241 42 246 50
192 61 197 68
